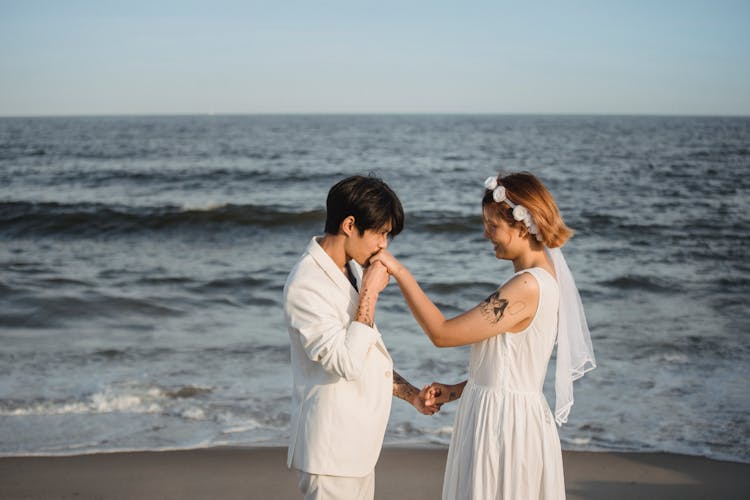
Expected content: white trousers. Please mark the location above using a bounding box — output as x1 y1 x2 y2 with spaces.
295 469 375 500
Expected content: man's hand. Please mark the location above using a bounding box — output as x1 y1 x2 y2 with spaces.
360 260 390 295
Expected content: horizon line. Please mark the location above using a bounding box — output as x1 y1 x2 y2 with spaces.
1 111 749 119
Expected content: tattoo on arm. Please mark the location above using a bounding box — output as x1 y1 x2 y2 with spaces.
356 289 374 326
393 370 418 401
480 291 509 324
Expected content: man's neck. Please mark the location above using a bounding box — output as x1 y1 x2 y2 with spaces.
318 234 349 273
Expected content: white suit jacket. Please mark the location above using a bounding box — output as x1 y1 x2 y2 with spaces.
283 237 393 477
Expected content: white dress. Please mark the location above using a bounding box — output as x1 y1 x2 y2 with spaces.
442 268 565 500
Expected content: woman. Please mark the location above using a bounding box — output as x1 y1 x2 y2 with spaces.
371 172 596 500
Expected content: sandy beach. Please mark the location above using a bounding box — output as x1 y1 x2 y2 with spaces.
1 447 748 499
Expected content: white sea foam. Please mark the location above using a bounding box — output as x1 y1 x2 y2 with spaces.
1 385 175 417
180 201 227 211
2 394 163 417
180 407 206 420
570 437 591 446
656 353 689 364
432 426 454 438
222 420 263 434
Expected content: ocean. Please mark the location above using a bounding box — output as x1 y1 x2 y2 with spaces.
0 114 748 463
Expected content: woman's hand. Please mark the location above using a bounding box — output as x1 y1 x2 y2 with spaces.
426 381 466 405
369 249 404 278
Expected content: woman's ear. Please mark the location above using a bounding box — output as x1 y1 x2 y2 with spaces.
340 216 356 237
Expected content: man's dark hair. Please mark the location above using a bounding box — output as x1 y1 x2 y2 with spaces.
324 175 404 237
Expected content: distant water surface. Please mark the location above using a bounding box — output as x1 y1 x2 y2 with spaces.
0 114 748 462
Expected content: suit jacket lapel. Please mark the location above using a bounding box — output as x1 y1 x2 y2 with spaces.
307 237 359 302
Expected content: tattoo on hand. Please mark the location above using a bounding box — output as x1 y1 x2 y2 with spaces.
480 291 509 324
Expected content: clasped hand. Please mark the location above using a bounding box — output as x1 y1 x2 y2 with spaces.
413 383 456 415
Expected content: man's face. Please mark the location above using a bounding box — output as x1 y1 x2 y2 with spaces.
347 222 392 266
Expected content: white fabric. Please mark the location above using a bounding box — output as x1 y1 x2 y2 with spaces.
284 237 393 477
295 469 375 500
443 268 565 500
547 247 596 425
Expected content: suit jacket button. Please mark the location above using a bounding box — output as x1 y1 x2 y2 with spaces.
385 370 392 377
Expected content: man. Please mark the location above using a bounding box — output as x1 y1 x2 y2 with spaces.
283 175 437 500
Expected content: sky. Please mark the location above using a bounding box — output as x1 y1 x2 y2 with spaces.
0 0 748 116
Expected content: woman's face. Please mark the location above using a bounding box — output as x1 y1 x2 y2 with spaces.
482 205 517 260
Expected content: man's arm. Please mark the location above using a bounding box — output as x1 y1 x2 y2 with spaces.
393 370 440 415
286 261 391 381
354 260 391 327
354 274 381 327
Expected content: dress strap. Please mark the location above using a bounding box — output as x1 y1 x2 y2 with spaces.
513 267 558 290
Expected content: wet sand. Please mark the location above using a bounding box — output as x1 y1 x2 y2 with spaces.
1 447 748 499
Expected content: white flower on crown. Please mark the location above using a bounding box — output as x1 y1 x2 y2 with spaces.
484 176 498 190
492 186 507 204
512 205 528 221
529 222 543 241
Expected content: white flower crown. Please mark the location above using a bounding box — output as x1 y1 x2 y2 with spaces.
484 176 543 242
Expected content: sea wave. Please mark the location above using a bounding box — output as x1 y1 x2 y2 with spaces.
600 274 680 293
0 201 491 237
0 383 213 417
0 163 351 191
0 292 185 328
0 201 326 237
407 211 481 234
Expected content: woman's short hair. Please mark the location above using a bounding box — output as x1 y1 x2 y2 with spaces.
482 172 573 248
324 175 404 237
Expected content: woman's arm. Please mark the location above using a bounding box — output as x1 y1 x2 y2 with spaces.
427 381 467 405
371 250 538 347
